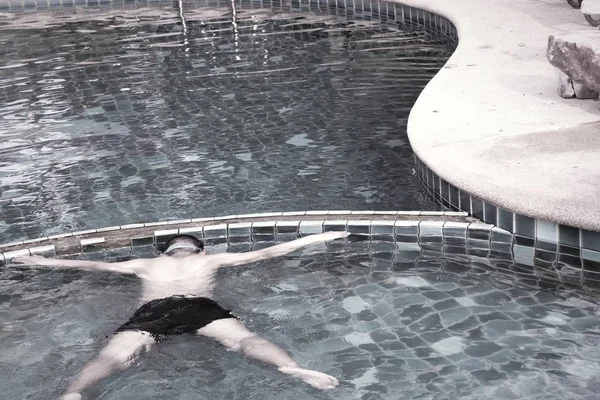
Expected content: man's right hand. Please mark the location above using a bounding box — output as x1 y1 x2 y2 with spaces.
61 393 82 400
211 230 350 268
309 231 350 241
11 255 50 265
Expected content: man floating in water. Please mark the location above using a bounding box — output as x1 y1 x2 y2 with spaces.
13 230 349 400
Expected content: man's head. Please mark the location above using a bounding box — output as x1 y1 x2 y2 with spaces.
163 235 205 257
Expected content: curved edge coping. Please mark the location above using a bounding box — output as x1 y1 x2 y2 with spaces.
402 0 600 232
0 210 477 260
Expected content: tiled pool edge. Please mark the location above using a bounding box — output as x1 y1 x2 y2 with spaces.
414 155 600 255
2 210 600 291
0 210 474 260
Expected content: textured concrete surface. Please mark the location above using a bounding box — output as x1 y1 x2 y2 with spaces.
402 0 600 231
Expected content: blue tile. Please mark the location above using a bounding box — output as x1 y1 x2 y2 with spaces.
371 222 394 235
440 179 449 201
131 244 157 258
558 224 580 248
581 229 600 252
449 184 459 210
535 248 557 263
251 222 275 235
371 0 380 17
536 220 558 243
583 249 600 263
558 252 581 267
347 221 370 234
228 243 253 253
426 168 433 189
107 246 132 259
537 240 557 253
419 221 444 238
513 244 534 258
490 227 512 244
251 241 278 251
490 242 511 254
251 233 276 242
467 223 491 241
459 190 471 214
443 222 467 239
229 223 252 237
299 221 324 235
497 208 513 232
484 202 497 226
275 221 299 234
407 6 415 23
394 221 419 236
514 215 535 238
514 235 535 248
559 245 580 257
514 255 534 268
393 2 400 21
131 237 154 247
582 250 600 275
471 197 484 221
432 173 441 194
203 225 228 239
324 220 348 232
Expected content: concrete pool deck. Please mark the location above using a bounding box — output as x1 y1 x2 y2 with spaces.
402 0 600 232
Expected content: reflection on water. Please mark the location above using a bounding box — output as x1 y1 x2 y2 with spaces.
0 7 453 242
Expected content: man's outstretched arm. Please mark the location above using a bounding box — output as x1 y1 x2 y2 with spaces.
10 255 144 274
207 230 349 268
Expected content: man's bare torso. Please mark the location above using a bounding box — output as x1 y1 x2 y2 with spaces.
132 255 220 302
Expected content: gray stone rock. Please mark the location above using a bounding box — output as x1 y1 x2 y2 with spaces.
574 82 599 99
557 70 576 99
547 32 600 96
559 70 599 99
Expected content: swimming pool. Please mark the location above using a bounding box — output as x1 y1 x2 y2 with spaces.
2 234 600 399
0 4 453 244
2 2 599 400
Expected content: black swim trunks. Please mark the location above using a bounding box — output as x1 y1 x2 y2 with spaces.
116 296 236 341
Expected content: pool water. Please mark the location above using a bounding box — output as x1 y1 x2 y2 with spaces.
0 7 453 243
1 239 600 399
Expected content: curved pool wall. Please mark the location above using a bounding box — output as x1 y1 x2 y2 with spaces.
414 157 600 275
2 211 600 293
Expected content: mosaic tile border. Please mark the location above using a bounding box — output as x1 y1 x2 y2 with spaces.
414 154 600 254
2 210 600 291
0 210 472 256
0 0 460 49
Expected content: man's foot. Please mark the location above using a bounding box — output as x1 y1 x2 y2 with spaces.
61 394 82 400
279 366 339 389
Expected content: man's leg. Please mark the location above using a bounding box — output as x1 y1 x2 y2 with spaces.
62 330 156 399
197 318 339 390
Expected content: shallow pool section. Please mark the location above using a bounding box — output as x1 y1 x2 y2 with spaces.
0 8 454 243
1 235 600 399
